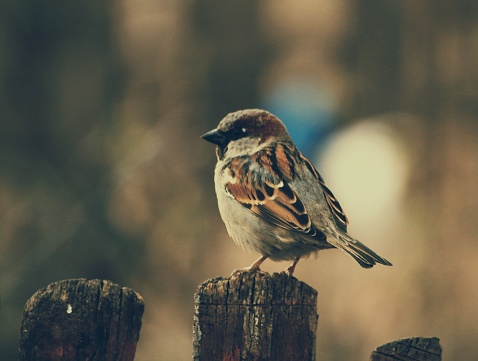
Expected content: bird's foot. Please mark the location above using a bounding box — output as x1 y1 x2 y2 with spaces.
285 256 301 276
231 255 268 276
231 266 262 275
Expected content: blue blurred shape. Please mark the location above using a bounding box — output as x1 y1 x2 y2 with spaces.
263 77 336 158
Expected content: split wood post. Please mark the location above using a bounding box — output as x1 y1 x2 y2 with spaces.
193 270 318 361
19 279 144 361
370 336 442 361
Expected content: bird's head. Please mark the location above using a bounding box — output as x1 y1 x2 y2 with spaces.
201 109 291 160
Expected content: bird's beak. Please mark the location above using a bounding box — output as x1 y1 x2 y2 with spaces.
201 128 226 145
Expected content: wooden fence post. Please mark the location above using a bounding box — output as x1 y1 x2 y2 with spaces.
370 337 442 361
193 270 318 361
19 279 144 361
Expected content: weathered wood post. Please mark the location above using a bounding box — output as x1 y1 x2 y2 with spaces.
193 270 318 361
19 279 144 361
370 337 442 361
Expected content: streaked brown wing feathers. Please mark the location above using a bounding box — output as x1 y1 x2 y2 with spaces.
225 179 310 230
224 158 323 238
301 154 349 232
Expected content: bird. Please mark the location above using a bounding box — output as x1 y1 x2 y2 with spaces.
201 109 392 275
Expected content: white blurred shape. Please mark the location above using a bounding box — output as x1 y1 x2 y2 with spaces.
320 119 409 231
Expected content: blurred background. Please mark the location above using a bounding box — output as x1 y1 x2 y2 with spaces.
1 0 478 360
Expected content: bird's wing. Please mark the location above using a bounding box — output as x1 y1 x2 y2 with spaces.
300 155 349 232
223 154 326 241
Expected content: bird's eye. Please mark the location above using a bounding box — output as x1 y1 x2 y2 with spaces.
229 126 248 140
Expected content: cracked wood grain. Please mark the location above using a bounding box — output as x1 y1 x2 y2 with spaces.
193 270 318 361
369 337 442 361
19 279 144 361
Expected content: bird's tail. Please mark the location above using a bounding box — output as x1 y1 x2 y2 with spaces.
337 234 392 268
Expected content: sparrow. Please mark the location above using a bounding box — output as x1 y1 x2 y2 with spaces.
202 109 392 275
